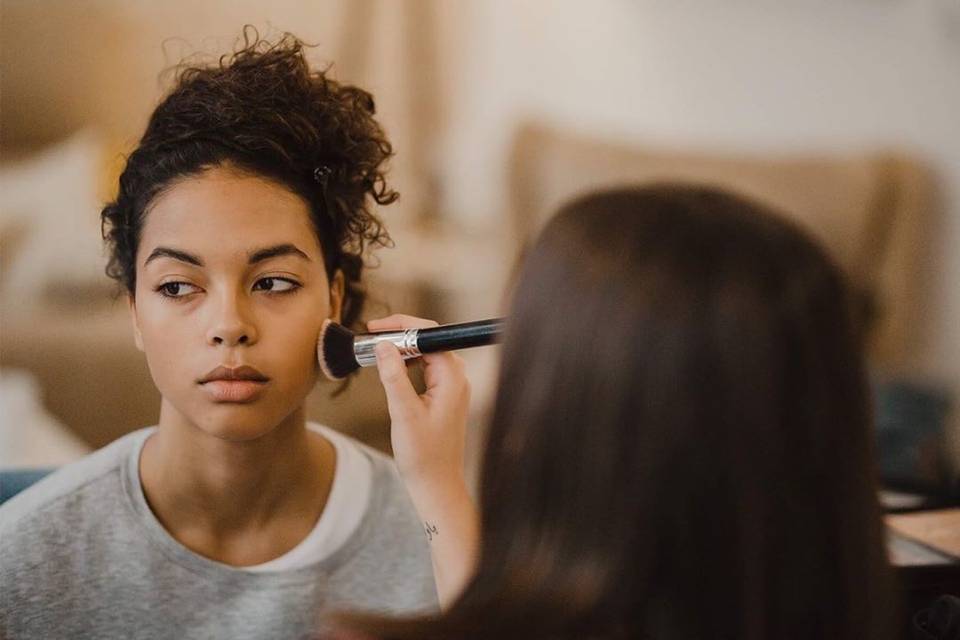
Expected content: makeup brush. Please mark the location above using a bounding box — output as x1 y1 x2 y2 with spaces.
318 317 505 380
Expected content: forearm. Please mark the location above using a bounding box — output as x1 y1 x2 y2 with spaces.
405 475 480 610
369 323 479 608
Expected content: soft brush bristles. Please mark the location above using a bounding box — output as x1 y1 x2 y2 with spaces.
318 319 360 380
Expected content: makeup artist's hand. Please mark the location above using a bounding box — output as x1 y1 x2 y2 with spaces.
367 314 478 608
366 314 470 489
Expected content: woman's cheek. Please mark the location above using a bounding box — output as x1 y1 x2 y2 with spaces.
283 296 329 350
138 312 195 388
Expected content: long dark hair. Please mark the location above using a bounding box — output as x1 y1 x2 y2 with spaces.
357 184 894 639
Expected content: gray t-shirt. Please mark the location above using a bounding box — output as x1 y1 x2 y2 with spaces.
0 427 437 639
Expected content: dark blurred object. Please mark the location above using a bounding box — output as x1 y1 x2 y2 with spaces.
912 595 960 640
875 380 958 510
0 469 53 506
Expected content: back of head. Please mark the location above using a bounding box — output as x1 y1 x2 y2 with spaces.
461 185 894 639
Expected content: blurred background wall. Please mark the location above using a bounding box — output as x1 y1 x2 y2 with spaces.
2 1 959 484
443 1 960 375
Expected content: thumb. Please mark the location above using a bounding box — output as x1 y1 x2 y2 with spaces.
375 342 422 422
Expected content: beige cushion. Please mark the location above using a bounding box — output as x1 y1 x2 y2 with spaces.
508 124 933 369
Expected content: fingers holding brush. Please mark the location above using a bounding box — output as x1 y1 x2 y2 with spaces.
318 314 502 381
368 315 470 486
366 314 438 333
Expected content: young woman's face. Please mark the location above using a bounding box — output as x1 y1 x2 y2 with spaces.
129 166 343 441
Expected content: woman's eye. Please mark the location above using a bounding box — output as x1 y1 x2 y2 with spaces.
157 282 199 298
254 277 300 294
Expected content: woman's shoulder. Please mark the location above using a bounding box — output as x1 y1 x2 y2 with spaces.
0 427 152 532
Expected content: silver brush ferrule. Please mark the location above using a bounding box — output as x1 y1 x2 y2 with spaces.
353 328 422 367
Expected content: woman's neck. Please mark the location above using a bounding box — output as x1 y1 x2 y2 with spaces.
139 401 336 565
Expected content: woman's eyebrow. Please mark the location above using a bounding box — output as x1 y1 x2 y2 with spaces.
143 244 311 268
248 244 312 265
144 247 203 267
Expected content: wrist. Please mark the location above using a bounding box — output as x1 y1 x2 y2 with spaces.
398 459 465 493
403 470 473 517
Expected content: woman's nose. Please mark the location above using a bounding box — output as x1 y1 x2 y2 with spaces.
210 330 250 346
206 296 258 347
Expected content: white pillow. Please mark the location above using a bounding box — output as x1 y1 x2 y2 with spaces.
0 368 91 468
0 131 109 307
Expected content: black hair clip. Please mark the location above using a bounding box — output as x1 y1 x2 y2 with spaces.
312 164 335 222
313 165 332 185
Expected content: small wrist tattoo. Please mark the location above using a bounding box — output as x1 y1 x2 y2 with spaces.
424 522 439 542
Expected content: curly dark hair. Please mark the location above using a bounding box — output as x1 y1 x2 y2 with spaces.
101 27 396 330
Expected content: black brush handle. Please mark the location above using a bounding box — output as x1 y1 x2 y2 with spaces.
416 318 504 354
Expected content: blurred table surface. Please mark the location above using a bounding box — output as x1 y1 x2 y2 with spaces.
887 508 960 614
888 509 960 563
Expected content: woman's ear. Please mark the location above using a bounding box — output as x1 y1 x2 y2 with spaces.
329 270 345 324
127 294 145 352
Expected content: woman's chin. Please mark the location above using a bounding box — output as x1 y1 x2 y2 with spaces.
192 405 293 442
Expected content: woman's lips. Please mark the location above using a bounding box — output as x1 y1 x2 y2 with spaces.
200 379 269 403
